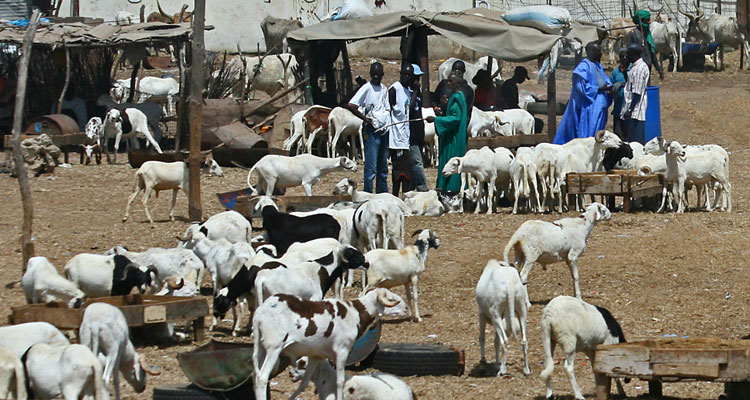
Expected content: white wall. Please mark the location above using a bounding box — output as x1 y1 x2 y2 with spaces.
63 0 473 53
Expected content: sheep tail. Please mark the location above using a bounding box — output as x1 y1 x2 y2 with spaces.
539 315 555 382
503 236 519 265
14 357 27 400
506 283 518 339
246 163 259 194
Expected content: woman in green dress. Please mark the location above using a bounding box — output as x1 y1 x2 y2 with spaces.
426 76 468 192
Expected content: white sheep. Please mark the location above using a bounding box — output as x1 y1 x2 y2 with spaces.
475 259 531 376
540 296 627 400
247 154 357 196
403 190 445 216
102 108 162 164
351 198 405 252
104 246 204 295
24 343 110 400
79 303 160 400
362 229 440 322
64 253 157 298
332 178 412 216
22 256 86 308
122 161 187 224
442 147 498 214
328 106 364 160
0 347 27 400
510 146 542 214
253 288 401 400
503 202 611 299
0 322 70 359
178 210 253 247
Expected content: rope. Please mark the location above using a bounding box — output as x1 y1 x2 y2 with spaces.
373 118 429 133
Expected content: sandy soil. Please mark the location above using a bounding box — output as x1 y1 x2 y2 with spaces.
0 51 748 400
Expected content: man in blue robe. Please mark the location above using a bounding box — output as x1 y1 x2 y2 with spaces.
553 42 613 144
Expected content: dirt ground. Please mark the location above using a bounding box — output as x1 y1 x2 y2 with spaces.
1 51 749 400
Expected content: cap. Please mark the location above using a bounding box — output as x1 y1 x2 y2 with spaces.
514 66 529 80
627 43 643 53
411 63 424 76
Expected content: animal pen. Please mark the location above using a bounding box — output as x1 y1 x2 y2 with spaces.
287 7 600 140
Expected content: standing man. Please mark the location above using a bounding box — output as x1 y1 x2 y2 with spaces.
347 62 390 193
610 47 629 139
426 76 468 192
408 64 429 192
628 9 664 81
553 41 613 144
621 43 650 144
499 66 529 109
388 64 417 196
432 60 474 123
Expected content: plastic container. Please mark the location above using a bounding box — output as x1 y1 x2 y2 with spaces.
645 86 662 143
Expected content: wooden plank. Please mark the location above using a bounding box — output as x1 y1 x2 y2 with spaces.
650 349 728 364
594 345 652 376
467 134 548 150
276 195 352 213
652 363 720 378
724 349 750 380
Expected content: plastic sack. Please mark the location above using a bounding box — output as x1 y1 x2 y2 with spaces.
327 0 373 21
502 6 571 34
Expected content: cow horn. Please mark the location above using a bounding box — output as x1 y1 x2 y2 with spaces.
594 130 605 143
178 4 189 22
695 2 704 19
376 289 399 308
166 276 184 290
140 358 161 376
176 230 193 242
678 2 696 20
157 0 170 18
632 0 638 14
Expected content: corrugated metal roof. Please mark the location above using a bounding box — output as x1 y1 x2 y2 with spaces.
0 0 30 20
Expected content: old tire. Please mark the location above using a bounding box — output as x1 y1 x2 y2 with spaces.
370 343 465 376
153 384 261 400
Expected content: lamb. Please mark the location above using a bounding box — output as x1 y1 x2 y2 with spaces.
0 322 70 359
102 108 162 164
509 146 542 214
22 256 86 308
178 210 253 247
0 347 27 400
503 202 612 299
362 229 440 322
351 198 405 252
79 303 160 400
403 189 445 216
283 106 331 155
255 196 342 256
122 161 188 224
247 154 357 196
493 108 535 135
332 178 412 216
475 259 531 376
422 107 439 168
23 343 110 400
63 253 157 298
328 106 364 160
540 296 627 400
252 288 401 400
468 107 509 138
290 358 415 400
442 147 498 214
81 117 103 165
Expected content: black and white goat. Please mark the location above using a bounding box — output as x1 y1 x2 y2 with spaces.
103 108 162 164
79 303 160 400
104 246 203 296
540 296 627 400
63 254 157 298
255 196 341 256
252 288 401 400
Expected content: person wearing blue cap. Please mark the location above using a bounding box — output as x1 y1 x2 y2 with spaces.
408 63 429 192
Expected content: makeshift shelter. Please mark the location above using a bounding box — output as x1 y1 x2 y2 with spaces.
0 19 191 144
287 8 600 137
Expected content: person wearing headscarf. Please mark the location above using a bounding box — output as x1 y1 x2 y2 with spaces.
627 9 664 80
432 60 474 124
472 69 495 111
553 41 613 144
426 76 468 192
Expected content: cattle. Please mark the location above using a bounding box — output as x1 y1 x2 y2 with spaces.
604 17 632 64
651 13 683 72
260 16 303 54
146 1 193 24
679 2 750 70
223 54 300 103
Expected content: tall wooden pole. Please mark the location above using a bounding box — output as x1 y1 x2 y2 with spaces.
56 42 70 114
12 11 41 272
188 0 205 221
547 70 556 142
417 28 431 108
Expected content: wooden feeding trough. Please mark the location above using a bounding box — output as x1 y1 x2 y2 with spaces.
10 294 208 342
593 338 750 400
566 170 663 212
128 148 190 168
233 194 353 218
3 114 87 163
468 133 548 151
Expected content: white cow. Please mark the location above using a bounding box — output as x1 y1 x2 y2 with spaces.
224 53 300 102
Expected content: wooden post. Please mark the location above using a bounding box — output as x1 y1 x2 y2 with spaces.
546 70 556 141
11 11 41 272
717 0 724 70
127 61 140 104
594 373 612 400
303 47 314 105
175 40 189 151
56 42 70 114
188 0 206 222
340 42 353 101
621 0 626 17
417 28 431 108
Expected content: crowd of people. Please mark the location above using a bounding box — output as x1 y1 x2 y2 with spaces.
345 59 530 195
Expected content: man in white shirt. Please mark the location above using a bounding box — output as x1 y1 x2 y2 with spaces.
621 43 650 144
387 64 418 195
348 62 389 193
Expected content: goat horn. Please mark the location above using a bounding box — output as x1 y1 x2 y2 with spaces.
410 229 424 238
175 230 193 242
157 0 170 18
121 263 140 280
594 130 605 143
140 358 161 376
166 277 184 290
376 289 400 308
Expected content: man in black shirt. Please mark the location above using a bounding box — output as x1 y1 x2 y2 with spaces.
499 66 529 109
432 60 474 123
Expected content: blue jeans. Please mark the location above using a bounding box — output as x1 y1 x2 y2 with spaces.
626 119 646 144
409 145 428 190
363 125 389 193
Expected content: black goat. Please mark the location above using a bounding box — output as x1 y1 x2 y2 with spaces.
256 198 341 255
602 141 635 171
